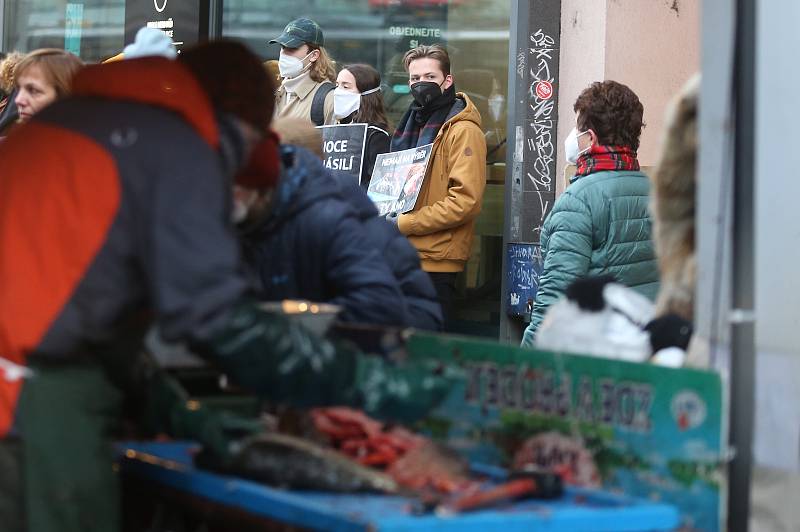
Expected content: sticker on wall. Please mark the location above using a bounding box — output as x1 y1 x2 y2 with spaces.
534 80 553 100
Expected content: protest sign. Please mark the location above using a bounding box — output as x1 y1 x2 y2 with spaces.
317 124 368 184
367 143 434 216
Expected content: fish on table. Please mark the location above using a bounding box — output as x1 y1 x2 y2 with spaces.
196 432 399 494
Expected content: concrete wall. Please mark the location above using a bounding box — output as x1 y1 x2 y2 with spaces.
556 0 699 195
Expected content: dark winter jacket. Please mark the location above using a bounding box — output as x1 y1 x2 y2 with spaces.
360 125 390 189
337 182 443 331
522 169 659 346
0 58 251 436
240 146 407 327
0 87 18 135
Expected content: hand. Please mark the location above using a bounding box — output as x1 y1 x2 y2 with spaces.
385 212 399 225
353 355 460 423
197 300 456 424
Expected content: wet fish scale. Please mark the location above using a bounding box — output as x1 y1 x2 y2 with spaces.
217 433 399 494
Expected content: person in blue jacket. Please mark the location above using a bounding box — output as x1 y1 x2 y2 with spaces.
236 140 409 327
337 181 443 331
235 116 443 330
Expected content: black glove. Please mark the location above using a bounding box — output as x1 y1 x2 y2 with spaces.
194 300 456 423
644 314 693 353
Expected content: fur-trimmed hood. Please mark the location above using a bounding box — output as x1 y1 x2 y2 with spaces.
650 73 700 321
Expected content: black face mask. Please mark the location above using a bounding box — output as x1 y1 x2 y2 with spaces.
410 80 444 107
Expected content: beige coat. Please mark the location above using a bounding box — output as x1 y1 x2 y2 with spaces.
397 93 487 273
274 71 335 126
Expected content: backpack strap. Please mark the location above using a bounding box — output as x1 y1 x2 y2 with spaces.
310 81 335 126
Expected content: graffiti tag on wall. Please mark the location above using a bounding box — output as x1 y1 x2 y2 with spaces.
526 28 558 239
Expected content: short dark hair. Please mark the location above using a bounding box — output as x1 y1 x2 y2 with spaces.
179 40 275 133
402 44 450 76
574 80 644 152
342 63 390 132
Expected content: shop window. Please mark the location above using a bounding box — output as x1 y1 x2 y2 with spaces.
3 0 125 61
224 0 510 336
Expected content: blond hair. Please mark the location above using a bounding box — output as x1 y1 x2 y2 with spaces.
308 44 336 83
402 44 451 76
263 59 281 84
272 116 323 159
0 52 24 93
15 49 83 97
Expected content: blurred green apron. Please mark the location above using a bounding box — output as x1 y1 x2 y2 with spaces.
0 361 123 532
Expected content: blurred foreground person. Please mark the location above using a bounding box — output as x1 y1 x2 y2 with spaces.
239 118 407 327
0 40 451 532
650 75 699 323
238 117 442 330
13 48 83 124
522 80 659 347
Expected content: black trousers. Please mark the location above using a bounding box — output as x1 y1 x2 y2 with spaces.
428 272 458 327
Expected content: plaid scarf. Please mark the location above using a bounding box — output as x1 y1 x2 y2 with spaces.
574 145 640 178
390 84 456 152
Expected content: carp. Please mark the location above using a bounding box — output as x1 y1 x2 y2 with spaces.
197 432 399 494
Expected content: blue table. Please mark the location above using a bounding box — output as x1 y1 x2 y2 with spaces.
118 441 680 532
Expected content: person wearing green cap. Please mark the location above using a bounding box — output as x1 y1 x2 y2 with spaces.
271 17 337 126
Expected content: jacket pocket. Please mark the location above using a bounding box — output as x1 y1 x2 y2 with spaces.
414 229 453 259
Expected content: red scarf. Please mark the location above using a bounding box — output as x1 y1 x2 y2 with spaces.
574 145 640 178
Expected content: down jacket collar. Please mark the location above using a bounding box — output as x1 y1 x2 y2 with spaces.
252 145 344 235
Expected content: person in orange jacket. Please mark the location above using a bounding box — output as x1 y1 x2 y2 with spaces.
387 44 487 325
0 40 453 532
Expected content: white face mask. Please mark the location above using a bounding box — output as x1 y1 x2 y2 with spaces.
278 51 311 79
564 127 591 165
333 86 380 119
231 199 249 224
231 187 258 224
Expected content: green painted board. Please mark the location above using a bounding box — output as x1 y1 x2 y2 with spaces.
405 332 726 532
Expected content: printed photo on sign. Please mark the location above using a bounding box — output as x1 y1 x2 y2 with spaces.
367 143 434 216
317 123 368 185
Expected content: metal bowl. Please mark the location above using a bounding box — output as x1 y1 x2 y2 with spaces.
259 300 342 337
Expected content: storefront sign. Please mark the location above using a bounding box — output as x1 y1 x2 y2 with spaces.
388 26 443 50
64 3 84 56
367 144 434 216
316 124 368 184
124 0 209 52
407 333 726 532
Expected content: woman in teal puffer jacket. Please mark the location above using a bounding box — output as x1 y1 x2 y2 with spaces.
522 80 659 347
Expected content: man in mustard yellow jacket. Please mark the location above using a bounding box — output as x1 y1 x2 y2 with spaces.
388 44 487 324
